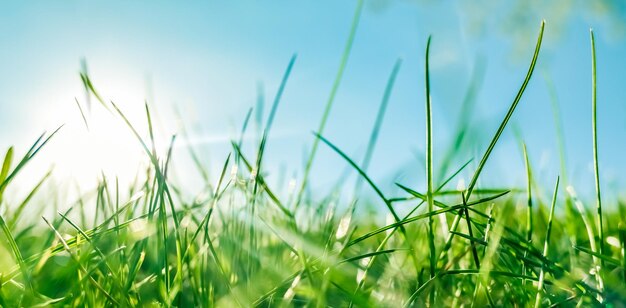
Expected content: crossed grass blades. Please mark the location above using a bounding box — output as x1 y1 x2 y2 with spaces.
0 9 623 308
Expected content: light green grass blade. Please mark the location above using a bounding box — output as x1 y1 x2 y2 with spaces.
314 133 404 231
295 0 364 207
534 176 559 308
359 58 402 181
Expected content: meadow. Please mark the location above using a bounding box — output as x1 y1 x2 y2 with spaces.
0 10 624 308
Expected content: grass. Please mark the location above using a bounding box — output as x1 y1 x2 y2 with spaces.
0 17 625 307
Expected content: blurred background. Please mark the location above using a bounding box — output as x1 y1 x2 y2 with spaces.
0 0 625 205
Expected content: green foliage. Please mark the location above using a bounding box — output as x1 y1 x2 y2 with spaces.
0 18 624 308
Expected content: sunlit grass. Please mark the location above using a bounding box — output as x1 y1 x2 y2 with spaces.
0 17 625 307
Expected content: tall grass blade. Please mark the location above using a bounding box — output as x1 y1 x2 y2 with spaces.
534 176 559 308
590 29 605 269
295 0 364 207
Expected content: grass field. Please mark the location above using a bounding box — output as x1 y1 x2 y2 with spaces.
0 12 625 308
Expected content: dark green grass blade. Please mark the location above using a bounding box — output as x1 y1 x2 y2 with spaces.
465 20 545 200
251 54 296 219
424 36 437 293
441 21 544 270
346 190 509 247
590 29 605 269
314 133 404 231
336 248 408 265
396 183 489 219
572 245 620 266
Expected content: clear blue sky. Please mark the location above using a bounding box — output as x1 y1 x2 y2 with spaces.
0 0 625 203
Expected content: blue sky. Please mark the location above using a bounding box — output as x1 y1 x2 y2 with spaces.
0 0 625 203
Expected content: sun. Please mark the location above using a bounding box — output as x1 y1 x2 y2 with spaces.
35 76 160 193
50 105 148 191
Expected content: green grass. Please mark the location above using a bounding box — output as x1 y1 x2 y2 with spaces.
0 18 625 307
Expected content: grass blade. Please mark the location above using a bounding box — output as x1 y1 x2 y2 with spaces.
424 36 437 297
534 176 559 308
295 0 364 207
590 29 605 269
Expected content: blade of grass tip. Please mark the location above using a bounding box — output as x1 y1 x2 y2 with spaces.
356 58 402 194
295 0 364 208
0 147 13 184
79 65 111 112
255 81 265 142
465 19 544 201
245 54 297 203
236 106 253 156
9 169 52 229
424 35 437 306
75 98 90 130
80 58 92 111
0 128 62 293
0 126 62 194
251 54 296 219
110 101 157 168
186 153 231 252
441 20 544 265
534 176 559 308
145 102 158 157
264 54 296 136
28 125 63 161
590 29 605 269
0 147 13 203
